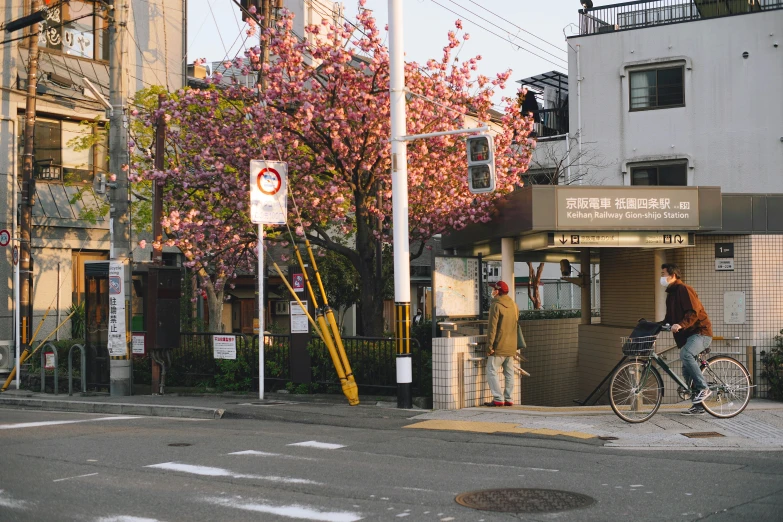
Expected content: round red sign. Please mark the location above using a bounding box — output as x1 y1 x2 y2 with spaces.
256 168 282 196
0 229 9 247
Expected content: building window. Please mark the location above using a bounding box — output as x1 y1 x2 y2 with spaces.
630 162 687 186
522 169 558 185
629 66 684 110
18 116 107 183
37 1 109 61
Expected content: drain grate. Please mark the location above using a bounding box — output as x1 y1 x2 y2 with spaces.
681 432 725 439
168 443 192 447
598 436 619 441
455 488 595 513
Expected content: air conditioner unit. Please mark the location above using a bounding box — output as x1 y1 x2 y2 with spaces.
0 341 12 371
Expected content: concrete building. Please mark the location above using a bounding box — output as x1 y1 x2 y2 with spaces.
437 0 783 407
0 1 186 377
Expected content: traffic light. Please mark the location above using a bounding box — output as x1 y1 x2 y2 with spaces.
466 135 496 194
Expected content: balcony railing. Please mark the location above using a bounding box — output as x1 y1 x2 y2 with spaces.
532 108 569 139
579 0 783 36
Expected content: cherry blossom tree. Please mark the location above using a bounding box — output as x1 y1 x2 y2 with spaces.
132 2 535 335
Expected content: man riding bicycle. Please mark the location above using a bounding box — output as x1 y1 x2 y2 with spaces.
660 263 713 415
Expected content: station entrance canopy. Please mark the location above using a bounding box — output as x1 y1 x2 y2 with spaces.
442 186 722 261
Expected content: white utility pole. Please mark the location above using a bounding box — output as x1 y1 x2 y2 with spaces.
388 0 412 408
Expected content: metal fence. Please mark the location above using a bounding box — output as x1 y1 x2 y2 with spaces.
133 332 426 396
579 0 783 36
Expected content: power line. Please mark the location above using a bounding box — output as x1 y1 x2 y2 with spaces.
428 0 567 70
442 0 567 63
466 0 566 53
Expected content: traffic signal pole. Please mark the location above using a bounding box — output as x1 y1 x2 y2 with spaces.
388 0 413 409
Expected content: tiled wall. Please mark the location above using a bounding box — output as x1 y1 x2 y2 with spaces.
519 318 581 406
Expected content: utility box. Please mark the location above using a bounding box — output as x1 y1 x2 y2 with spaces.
145 267 181 350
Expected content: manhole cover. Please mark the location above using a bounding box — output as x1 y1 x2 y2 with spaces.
455 488 595 513
681 431 724 439
168 443 192 447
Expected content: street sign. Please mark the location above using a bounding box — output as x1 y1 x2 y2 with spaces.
290 300 309 333
293 273 304 293
0 229 10 247
249 160 287 224
132 333 146 356
517 232 695 250
12 245 19 265
107 262 127 357
213 335 237 360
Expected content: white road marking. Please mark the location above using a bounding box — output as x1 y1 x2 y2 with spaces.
0 416 137 430
396 487 438 493
630 484 644 488
288 441 346 450
228 450 317 461
53 472 99 482
203 496 363 522
95 515 160 522
526 467 559 472
396 514 410 518
0 489 29 510
145 462 320 485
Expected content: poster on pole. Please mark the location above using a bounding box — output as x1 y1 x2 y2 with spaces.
433 256 481 317
290 300 309 333
250 160 287 224
107 262 128 357
213 335 237 359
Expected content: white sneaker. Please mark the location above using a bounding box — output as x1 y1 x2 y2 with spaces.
692 388 712 403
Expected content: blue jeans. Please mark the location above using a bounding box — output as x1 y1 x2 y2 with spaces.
680 334 712 391
487 355 515 402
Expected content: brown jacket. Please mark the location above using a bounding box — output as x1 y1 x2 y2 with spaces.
664 279 713 348
487 294 519 357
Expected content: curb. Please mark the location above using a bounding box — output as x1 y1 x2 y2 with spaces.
0 397 225 420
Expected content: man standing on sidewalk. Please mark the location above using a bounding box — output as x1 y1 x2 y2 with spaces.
484 281 518 407
660 263 714 416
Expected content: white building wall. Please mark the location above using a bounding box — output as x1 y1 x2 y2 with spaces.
568 10 783 192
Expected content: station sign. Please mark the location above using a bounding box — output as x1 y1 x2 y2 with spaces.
556 187 700 229
517 231 695 250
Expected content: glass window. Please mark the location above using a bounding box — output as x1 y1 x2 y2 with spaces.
629 66 684 110
630 163 687 186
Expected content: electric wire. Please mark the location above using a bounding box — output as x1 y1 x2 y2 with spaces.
465 0 566 53
428 0 567 70
445 0 567 61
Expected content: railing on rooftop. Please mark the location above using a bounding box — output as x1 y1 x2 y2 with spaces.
532 108 569 139
578 0 783 36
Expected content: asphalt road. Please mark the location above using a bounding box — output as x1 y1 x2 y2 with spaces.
1 408 782 522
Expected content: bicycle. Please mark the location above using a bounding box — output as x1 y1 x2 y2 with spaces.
609 323 753 423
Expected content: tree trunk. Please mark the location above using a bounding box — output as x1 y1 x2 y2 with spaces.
201 274 225 332
354 190 386 337
527 262 545 310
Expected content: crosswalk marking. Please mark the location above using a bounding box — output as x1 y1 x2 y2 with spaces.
53 472 99 482
202 496 363 522
95 517 162 522
288 441 346 450
0 416 137 430
145 462 321 485
228 450 317 460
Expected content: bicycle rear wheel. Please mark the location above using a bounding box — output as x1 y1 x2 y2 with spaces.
609 361 663 423
700 356 751 418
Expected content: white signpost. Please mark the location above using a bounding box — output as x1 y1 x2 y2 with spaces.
250 160 288 400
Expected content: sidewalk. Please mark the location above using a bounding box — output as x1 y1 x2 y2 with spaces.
2 389 782 450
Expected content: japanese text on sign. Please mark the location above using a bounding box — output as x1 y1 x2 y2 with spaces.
557 188 700 228
213 335 237 360
107 262 127 357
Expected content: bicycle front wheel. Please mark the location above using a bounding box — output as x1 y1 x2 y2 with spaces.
609 361 663 423
700 356 751 418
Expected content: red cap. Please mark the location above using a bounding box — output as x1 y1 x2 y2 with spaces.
489 281 509 294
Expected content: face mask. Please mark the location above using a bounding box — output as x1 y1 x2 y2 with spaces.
660 276 670 287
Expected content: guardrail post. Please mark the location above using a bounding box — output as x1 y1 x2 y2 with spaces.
68 343 86 395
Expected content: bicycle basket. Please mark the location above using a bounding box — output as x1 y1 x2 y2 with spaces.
621 335 657 356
